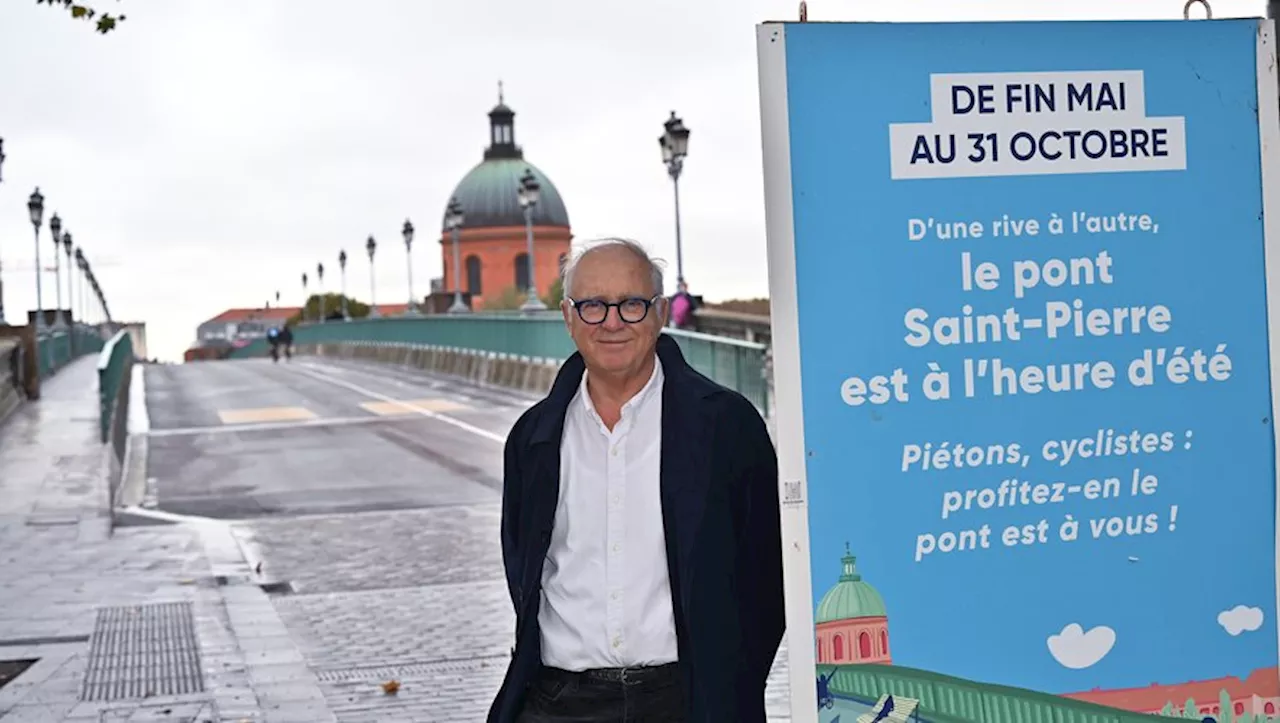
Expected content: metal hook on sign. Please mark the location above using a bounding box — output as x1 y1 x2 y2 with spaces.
799 1 808 22
1183 0 1212 19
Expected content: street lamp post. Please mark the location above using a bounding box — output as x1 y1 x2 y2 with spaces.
74 248 85 324
27 188 45 331
366 235 379 318
0 137 6 325
301 272 309 322
49 213 65 327
516 168 546 312
402 219 417 315
338 250 350 320
659 110 691 288
316 262 326 323
63 232 73 325
60 232 74 353
445 196 468 314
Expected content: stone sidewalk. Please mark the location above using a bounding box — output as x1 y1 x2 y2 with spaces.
0 357 336 722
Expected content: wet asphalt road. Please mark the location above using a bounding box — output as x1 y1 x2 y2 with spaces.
141 356 792 722
143 357 527 519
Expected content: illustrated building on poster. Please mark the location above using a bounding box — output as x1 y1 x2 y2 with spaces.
812 548 1279 721
817 661 1280 723
815 545 891 665
1063 668 1280 717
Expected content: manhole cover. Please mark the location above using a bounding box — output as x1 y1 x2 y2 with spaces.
80 602 205 701
0 659 36 690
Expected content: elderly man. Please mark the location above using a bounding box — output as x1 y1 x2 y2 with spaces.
487 239 784 723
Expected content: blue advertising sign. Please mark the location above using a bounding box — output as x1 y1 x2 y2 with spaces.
756 18 1280 723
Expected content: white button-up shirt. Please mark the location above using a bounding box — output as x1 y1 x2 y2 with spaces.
537 356 678 671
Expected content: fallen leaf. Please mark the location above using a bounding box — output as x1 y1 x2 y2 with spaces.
381 679 400 695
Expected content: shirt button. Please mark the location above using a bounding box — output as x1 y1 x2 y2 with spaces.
612 544 620 553
611 447 618 456
611 494 620 505
613 637 622 648
611 591 619 600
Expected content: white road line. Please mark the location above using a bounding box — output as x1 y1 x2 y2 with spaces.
302 355 522 406
148 414 420 438
306 357 542 408
293 364 508 444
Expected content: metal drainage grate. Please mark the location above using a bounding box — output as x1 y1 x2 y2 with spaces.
80 602 205 701
313 654 510 683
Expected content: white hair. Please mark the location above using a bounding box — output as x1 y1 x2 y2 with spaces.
561 237 666 299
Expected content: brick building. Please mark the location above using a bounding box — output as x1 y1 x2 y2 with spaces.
437 91 572 310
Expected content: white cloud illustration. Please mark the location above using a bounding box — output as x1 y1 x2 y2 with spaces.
1218 605 1264 636
1047 623 1116 669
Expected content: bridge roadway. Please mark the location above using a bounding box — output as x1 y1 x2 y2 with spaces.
138 355 793 721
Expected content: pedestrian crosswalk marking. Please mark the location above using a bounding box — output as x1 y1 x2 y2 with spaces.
217 406 317 424
360 398 470 416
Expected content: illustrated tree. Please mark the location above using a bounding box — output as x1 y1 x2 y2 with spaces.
36 0 125 33
1185 698 1200 719
1221 690 1234 723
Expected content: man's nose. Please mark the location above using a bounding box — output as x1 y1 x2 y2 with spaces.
601 306 626 330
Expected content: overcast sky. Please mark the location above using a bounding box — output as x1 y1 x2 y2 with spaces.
0 0 1264 362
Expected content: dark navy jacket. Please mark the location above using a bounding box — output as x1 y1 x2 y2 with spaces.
487 334 785 722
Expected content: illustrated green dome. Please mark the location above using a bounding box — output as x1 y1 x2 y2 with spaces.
815 544 887 624
440 93 570 232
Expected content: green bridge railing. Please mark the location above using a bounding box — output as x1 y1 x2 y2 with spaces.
97 329 134 445
229 313 771 411
35 325 107 380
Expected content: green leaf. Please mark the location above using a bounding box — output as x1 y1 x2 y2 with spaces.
35 0 127 34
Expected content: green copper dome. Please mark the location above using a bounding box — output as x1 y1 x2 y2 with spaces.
440 94 570 232
815 545 887 624
444 159 569 232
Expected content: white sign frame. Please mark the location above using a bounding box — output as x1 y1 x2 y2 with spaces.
754 18 1280 723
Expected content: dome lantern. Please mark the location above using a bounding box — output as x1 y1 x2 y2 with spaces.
485 80 521 161
438 84 570 233
815 543 888 624
839 542 862 582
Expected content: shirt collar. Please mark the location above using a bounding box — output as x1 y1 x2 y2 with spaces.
577 354 664 422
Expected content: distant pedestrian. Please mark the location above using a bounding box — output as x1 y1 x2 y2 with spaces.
488 238 784 723
669 285 693 328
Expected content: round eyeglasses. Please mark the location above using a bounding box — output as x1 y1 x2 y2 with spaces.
568 295 660 325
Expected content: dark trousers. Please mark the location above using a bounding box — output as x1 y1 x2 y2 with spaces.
516 663 684 723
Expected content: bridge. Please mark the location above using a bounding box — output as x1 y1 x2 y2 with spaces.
0 311 792 722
